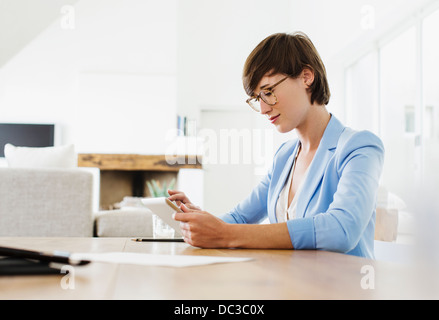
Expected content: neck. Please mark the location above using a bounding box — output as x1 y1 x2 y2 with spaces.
296 105 331 153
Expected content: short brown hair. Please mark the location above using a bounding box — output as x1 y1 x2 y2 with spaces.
243 32 330 106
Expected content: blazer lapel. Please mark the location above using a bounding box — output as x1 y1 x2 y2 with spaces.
296 148 333 218
269 142 300 223
296 115 345 218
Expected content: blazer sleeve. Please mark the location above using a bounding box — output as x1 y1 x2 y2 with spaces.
220 142 288 224
286 131 385 253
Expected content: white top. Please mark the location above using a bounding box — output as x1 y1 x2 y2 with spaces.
275 145 310 223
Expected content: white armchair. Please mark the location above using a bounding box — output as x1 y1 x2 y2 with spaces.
0 168 94 237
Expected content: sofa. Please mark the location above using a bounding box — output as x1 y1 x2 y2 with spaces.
0 167 154 237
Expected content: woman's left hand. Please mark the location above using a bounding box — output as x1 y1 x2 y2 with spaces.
173 204 230 248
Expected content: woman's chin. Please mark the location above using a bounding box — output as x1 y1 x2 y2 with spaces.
275 124 294 134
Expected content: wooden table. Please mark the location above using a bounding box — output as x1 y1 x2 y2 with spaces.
0 237 436 300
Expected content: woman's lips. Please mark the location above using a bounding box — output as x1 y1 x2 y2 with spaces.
269 114 280 124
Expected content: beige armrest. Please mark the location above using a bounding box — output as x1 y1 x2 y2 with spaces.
375 207 398 242
94 208 153 237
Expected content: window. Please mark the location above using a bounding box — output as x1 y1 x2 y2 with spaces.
422 9 439 187
345 4 439 214
379 26 418 211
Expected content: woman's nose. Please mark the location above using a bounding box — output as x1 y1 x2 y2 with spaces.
259 100 272 115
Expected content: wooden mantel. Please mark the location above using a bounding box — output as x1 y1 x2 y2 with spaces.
78 154 202 171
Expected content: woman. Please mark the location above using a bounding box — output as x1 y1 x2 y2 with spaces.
169 32 384 258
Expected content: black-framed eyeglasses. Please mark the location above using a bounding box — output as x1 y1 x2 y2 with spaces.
246 76 289 112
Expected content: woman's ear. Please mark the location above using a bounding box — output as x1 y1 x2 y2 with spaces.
302 67 315 87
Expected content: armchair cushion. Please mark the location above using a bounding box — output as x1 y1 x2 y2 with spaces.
94 208 153 237
4 143 76 168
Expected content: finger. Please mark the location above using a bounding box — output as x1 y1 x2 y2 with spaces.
186 203 201 210
168 195 182 206
183 236 194 246
167 194 180 201
168 194 188 203
167 189 185 198
173 210 195 222
180 222 190 231
180 227 191 239
180 203 194 213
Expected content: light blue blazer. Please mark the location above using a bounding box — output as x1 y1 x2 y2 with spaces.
221 115 384 258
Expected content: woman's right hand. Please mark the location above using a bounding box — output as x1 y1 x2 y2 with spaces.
167 189 201 210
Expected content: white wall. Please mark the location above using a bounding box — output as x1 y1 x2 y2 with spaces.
176 0 293 121
0 0 79 68
0 0 177 154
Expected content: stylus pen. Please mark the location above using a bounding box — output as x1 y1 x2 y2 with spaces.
132 238 185 242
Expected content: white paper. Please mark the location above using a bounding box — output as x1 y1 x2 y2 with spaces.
70 252 252 268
